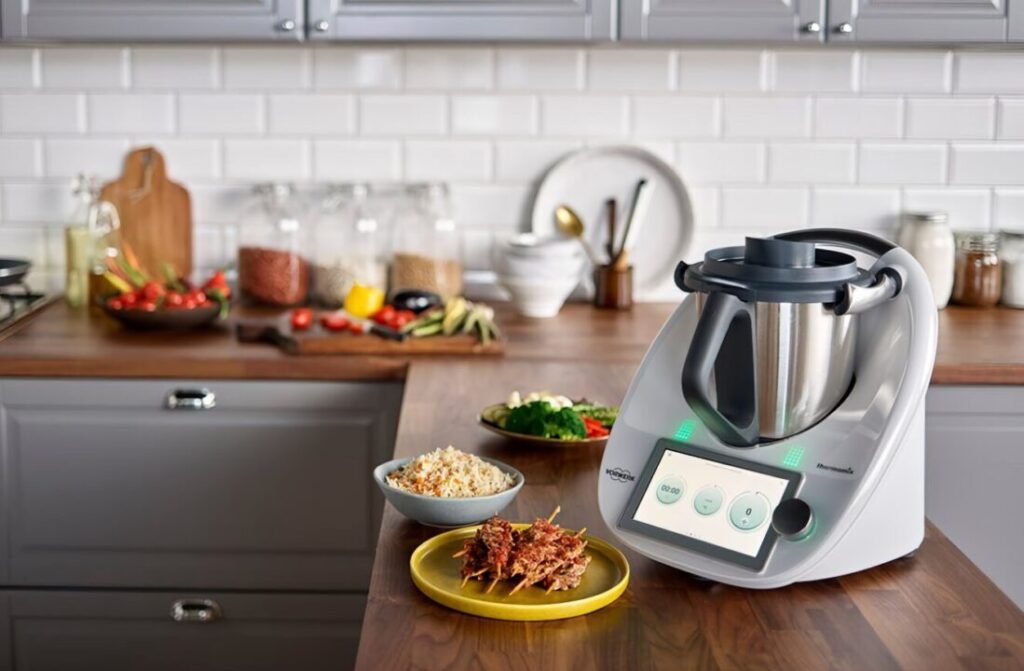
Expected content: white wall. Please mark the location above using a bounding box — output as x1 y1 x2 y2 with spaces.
1 45 1024 296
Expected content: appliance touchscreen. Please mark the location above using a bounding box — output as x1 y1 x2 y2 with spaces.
632 448 791 558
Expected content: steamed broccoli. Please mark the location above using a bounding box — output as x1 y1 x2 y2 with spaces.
505 401 586 440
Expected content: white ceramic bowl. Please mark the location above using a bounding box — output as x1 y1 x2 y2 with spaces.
373 456 524 528
503 233 581 258
498 273 579 318
496 248 586 280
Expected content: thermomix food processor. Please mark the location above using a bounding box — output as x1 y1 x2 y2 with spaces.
598 229 938 588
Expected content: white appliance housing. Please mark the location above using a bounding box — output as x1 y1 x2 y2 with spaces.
598 243 937 588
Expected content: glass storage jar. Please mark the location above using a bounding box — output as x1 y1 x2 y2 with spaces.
313 183 387 308
388 183 463 299
896 211 954 309
237 183 311 307
952 231 1002 307
999 230 1024 309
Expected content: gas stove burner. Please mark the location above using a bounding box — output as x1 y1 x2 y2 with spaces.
0 283 56 334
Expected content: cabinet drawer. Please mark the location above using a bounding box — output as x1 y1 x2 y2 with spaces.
5 590 364 671
0 379 402 590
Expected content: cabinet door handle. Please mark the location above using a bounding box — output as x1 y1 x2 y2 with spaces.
800 21 822 33
275 18 297 32
165 389 216 411
314 19 330 32
171 599 223 623
834 22 853 34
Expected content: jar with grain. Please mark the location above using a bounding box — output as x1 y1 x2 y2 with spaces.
388 183 463 299
999 230 1024 309
952 232 1002 308
237 183 311 307
896 211 954 309
313 183 387 307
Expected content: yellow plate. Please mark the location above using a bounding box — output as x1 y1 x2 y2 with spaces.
410 523 629 621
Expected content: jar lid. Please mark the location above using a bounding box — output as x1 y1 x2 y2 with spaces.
678 236 872 303
956 231 1000 252
902 211 948 225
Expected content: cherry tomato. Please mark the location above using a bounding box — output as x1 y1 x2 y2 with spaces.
290 308 314 331
203 270 227 289
189 290 207 305
142 281 165 302
137 301 158 312
347 321 364 334
372 305 396 326
106 298 124 310
320 313 350 332
182 297 197 310
393 309 416 328
120 291 138 307
164 292 184 309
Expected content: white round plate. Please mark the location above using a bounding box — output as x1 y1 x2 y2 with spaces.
530 146 694 300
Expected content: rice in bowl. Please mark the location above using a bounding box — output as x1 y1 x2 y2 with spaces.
386 446 515 498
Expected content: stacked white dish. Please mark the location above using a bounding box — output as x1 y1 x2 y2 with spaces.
495 233 585 318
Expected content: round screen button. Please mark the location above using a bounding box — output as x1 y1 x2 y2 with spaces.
729 492 770 532
655 476 685 504
693 486 724 516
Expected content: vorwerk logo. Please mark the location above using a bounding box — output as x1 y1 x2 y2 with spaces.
816 462 854 475
605 467 636 483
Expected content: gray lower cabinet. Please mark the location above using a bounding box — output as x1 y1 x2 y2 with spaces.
828 0 1021 42
926 386 1024 609
619 0 826 42
1 0 305 41
306 0 615 41
0 378 401 591
1 590 364 671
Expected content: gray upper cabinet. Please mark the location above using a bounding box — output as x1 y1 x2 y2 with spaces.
1 0 305 41
829 0 1019 42
620 0 827 42
306 0 615 41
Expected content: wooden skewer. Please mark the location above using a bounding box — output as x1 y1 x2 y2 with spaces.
547 506 561 524
509 578 530 596
574 527 587 538
486 578 499 594
452 548 468 559
546 584 556 595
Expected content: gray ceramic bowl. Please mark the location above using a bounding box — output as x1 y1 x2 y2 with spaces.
373 456 524 528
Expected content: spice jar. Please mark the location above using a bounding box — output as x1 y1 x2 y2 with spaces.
896 211 954 309
952 232 1002 307
237 183 311 307
389 183 463 299
999 230 1024 309
313 184 387 307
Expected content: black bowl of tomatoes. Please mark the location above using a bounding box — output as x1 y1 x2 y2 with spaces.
101 270 231 331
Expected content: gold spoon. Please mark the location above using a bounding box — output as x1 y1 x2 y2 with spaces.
554 205 600 264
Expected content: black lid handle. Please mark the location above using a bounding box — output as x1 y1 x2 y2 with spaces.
773 229 896 258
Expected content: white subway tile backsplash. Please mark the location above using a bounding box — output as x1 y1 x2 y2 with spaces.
632 96 718 138
541 95 628 137
314 140 402 181
2 182 71 223
678 50 765 93
494 140 579 181
405 48 493 90
814 98 902 139
180 94 263 135
40 48 127 89
405 140 492 182
951 144 1024 185
903 188 992 230
460 227 497 270
676 141 765 184
956 53 1024 94
722 97 810 138
861 51 951 93
772 51 857 93
88 94 175 134
995 189 1024 229
998 100 1024 140
452 96 537 136
139 139 221 181
360 95 447 136
268 94 354 135
496 49 583 91
768 143 855 184
0 48 37 89
589 138 675 166
688 187 720 229
0 227 48 266
224 48 310 90
0 139 41 178
1 94 83 134
906 98 995 140
449 184 531 227
314 49 402 90
811 187 899 231
190 184 251 225
858 143 947 184
720 187 808 228
44 138 130 178
132 48 218 90
223 139 310 180
193 226 226 273
588 49 672 92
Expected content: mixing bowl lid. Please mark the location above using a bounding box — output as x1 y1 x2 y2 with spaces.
677 236 871 303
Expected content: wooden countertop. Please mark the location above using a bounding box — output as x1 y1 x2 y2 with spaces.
355 359 1024 670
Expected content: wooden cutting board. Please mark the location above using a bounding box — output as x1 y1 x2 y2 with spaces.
236 322 505 356
100 147 192 279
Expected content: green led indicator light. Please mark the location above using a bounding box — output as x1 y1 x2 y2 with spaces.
782 446 805 469
674 419 697 442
